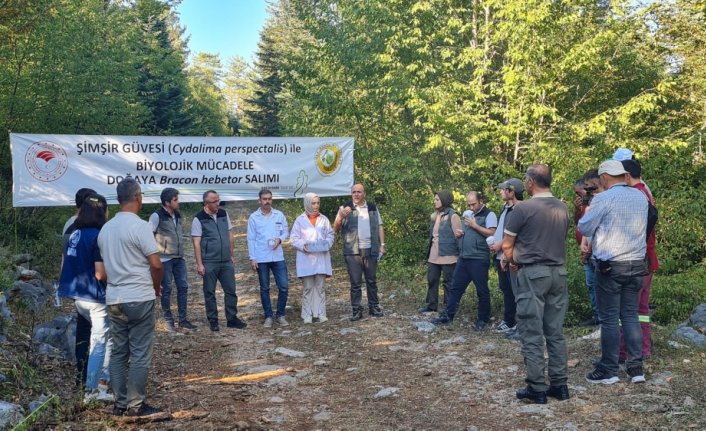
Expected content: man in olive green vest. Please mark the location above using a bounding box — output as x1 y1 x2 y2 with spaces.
333 184 386 321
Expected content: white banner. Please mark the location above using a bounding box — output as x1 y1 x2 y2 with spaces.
10 134 354 207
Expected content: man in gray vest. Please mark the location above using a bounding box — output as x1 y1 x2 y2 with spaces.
192 190 247 332
502 164 570 404
432 191 497 331
149 188 196 332
333 183 386 321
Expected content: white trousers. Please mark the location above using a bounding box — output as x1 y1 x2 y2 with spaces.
301 274 327 319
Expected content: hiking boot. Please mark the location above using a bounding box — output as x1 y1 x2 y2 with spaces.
626 365 646 383
418 306 436 313
495 320 516 333
546 385 570 401
112 406 126 416
585 368 619 385
516 386 547 404
276 316 290 326
178 320 197 330
263 317 273 328
369 307 384 317
226 317 247 329
125 403 165 417
350 309 363 321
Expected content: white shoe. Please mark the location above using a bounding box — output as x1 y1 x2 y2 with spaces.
581 327 601 340
318 316 328 323
303 316 313 324
276 316 289 326
263 317 273 328
84 384 114 402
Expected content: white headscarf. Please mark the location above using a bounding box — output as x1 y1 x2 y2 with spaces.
304 192 319 216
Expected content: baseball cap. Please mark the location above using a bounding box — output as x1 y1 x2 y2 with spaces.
598 160 628 176
498 178 524 194
612 147 635 161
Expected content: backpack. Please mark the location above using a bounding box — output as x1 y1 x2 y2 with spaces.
646 201 658 236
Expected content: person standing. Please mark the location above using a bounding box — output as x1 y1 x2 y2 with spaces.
432 191 497 331
418 191 461 313
619 159 659 361
579 160 648 385
97 178 166 417
247 189 290 328
60 193 113 402
148 188 196 332
192 190 247 332
488 179 524 335
333 183 385 321
502 164 570 404
290 192 335 323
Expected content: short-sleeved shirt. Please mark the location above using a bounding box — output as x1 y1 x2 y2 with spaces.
504 193 569 266
97 211 159 305
59 226 105 303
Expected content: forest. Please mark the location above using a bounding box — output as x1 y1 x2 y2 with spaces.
1 0 705 323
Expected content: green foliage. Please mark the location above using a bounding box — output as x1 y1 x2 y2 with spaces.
651 264 706 324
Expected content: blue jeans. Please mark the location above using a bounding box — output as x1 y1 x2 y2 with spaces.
75 300 111 390
108 300 155 410
257 260 289 318
445 258 491 323
595 260 646 376
584 261 599 321
161 258 189 323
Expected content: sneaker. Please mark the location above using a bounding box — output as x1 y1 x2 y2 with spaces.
303 316 313 324
112 406 126 416
263 317 273 328
209 322 220 332
226 317 247 329
473 320 488 332
505 328 521 341
350 309 363 321
431 315 451 325
369 307 384 317
178 320 198 330
585 368 620 384
317 316 328 323
84 389 113 403
626 365 646 383
495 321 516 333
418 306 436 313
165 320 177 333
125 403 165 417
276 316 289 326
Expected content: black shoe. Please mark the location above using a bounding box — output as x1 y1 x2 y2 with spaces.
546 385 570 401
369 307 384 317
516 387 547 404
112 406 126 416
125 403 164 417
226 317 247 329
418 306 436 313
179 320 198 330
350 309 363 321
209 322 220 332
579 317 599 327
431 315 451 325
473 320 488 332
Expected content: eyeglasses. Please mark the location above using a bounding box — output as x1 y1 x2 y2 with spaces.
206 199 220 204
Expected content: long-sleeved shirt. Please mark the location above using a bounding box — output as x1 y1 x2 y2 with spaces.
247 208 289 263
578 183 647 262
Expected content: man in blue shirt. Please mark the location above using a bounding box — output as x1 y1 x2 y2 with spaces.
579 159 648 385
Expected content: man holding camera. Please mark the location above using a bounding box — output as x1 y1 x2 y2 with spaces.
578 160 648 385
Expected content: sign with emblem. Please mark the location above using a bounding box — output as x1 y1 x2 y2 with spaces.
10 134 354 207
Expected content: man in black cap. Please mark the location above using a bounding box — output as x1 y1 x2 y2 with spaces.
419 191 462 313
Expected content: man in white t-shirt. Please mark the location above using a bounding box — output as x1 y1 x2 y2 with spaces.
97 178 166 419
